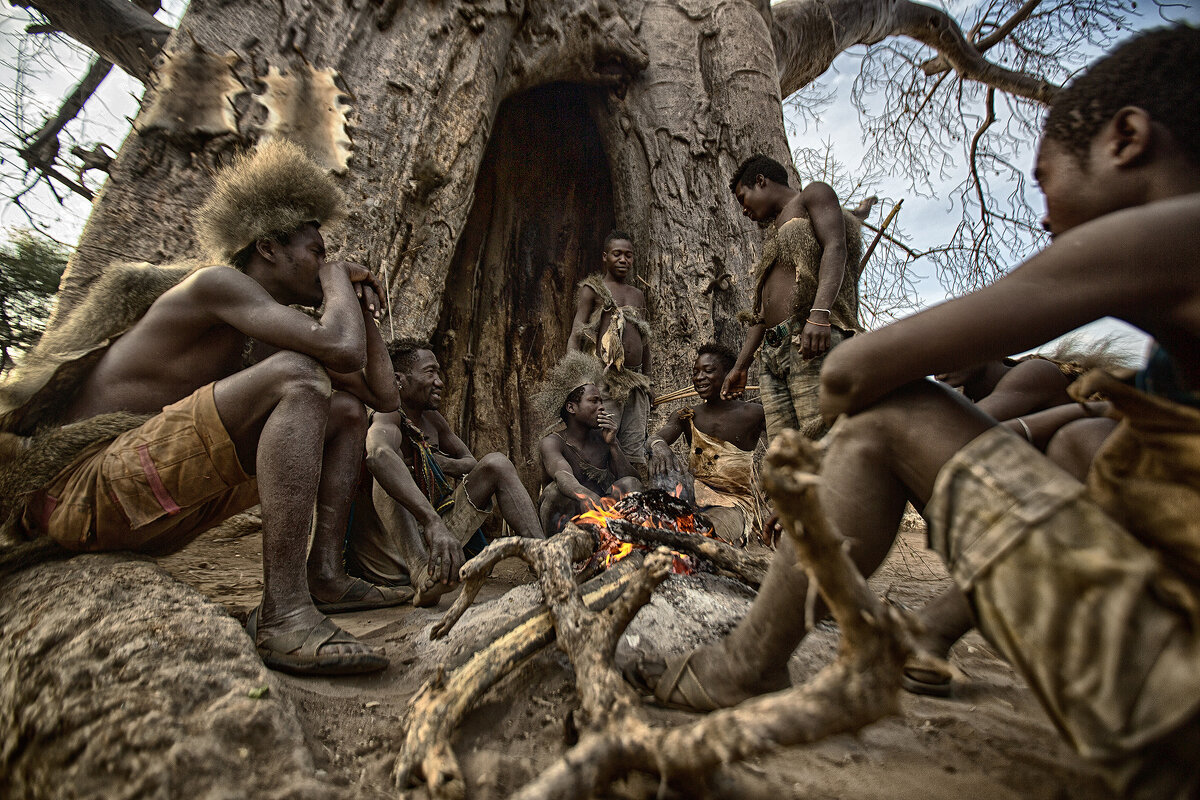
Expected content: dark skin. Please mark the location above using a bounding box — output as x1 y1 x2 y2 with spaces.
568 239 650 374
722 174 848 399
63 223 399 660
539 384 637 510
637 108 1200 709
937 357 1073 417
648 353 766 476
365 349 545 587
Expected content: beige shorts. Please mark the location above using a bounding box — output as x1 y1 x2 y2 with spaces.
24 383 258 555
927 426 1200 797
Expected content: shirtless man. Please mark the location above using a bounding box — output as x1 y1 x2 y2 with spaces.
346 341 545 607
721 155 864 440
10 141 404 675
568 231 652 475
537 360 641 534
627 27 1200 796
648 343 768 546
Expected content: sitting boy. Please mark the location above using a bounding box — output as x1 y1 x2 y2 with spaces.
625 26 1200 798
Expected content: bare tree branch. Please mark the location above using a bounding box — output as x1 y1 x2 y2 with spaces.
771 0 1058 104
921 0 1043 75
11 0 172 83
19 57 111 175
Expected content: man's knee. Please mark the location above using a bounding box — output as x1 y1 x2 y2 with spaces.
266 351 333 402
613 476 641 495
475 451 516 479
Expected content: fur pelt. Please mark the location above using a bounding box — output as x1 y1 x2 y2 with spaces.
748 209 864 331
533 351 603 430
196 139 345 263
0 260 199 436
575 273 651 351
0 412 152 524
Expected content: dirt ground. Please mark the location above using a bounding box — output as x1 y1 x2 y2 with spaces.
156 514 1116 800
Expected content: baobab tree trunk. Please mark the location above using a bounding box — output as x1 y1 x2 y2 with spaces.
59 0 790 490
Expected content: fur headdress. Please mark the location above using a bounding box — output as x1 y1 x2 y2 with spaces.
196 139 345 263
532 351 603 429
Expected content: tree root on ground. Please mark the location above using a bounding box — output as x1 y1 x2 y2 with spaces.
394 429 915 799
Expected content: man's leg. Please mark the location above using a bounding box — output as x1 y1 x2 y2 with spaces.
614 387 650 478
636 380 995 707
1046 416 1118 481
786 329 846 439
462 452 545 538
213 352 382 663
538 483 577 537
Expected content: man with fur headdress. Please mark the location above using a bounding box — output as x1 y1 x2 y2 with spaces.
720 154 863 440
536 352 641 535
568 231 652 478
0 140 405 676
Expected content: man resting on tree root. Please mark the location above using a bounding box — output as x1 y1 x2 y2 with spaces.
647 342 769 547
345 340 545 608
1 141 408 676
624 26 1200 798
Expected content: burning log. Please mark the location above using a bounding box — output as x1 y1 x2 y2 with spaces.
608 518 769 587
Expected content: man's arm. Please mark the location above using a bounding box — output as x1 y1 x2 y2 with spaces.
799 182 848 359
975 359 1070 421
819 200 1194 423
429 413 477 478
328 302 400 411
567 285 598 352
647 409 684 475
540 435 602 508
1001 400 1112 450
722 324 765 399
365 415 464 584
194 260 374 373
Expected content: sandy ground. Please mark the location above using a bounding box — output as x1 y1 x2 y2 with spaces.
156 516 1115 800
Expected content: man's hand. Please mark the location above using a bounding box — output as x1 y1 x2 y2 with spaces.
647 439 677 476
424 518 465 585
598 410 619 445
798 321 832 360
576 489 605 512
330 260 384 319
764 510 784 546
721 366 748 399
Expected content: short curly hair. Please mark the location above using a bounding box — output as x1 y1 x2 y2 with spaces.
729 154 789 195
697 341 737 371
1044 25 1200 166
387 338 432 374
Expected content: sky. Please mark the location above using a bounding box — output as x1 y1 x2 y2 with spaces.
2 0 1197 365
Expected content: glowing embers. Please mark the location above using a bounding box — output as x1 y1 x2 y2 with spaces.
572 488 724 575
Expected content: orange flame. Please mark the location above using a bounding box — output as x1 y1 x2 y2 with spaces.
570 490 723 574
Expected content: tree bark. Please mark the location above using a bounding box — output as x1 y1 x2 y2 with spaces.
53 0 791 492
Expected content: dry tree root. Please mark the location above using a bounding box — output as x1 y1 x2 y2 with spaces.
393 525 673 798
608 518 770 586
508 428 915 800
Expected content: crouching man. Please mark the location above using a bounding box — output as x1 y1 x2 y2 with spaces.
346 340 545 607
0 141 405 676
535 353 641 534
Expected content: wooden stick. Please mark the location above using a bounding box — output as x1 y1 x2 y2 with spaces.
859 199 903 271
652 385 759 407
607 518 770 586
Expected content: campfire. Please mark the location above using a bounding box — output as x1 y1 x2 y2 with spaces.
572 488 726 575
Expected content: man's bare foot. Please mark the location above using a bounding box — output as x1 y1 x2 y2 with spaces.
247 605 387 675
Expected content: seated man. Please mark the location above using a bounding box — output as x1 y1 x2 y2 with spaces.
346 340 545 607
626 27 1200 798
647 342 768 547
536 353 641 534
568 231 652 479
0 141 405 676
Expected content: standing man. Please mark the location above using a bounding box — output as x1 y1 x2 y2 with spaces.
346 341 545 607
569 231 652 478
0 140 404 676
536 352 641 534
721 155 864 439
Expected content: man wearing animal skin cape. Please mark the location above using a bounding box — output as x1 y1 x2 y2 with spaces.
0 140 406 676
